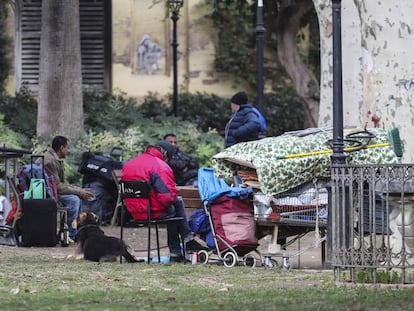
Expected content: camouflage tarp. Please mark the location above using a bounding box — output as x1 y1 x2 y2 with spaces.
212 128 400 196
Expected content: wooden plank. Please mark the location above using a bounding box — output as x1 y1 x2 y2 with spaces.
177 186 202 208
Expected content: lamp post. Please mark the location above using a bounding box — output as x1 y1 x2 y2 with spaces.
329 0 349 265
331 0 346 165
255 0 265 115
167 0 184 117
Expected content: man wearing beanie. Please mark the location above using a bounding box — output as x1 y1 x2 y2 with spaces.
122 141 208 262
224 91 261 148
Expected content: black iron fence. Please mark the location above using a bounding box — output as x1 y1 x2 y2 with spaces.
330 164 414 284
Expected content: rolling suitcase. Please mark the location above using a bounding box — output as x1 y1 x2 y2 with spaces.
21 198 57 247
20 155 58 247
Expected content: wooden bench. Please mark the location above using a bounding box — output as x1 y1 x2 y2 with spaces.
177 186 202 209
177 186 202 219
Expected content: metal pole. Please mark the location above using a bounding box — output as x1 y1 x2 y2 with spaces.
331 0 346 164
171 10 179 117
330 0 350 263
255 0 265 115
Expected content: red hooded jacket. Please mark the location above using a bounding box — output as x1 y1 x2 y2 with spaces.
122 146 178 220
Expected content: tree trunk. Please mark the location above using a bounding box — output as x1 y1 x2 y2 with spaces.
316 0 365 129
37 0 83 139
357 0 414 162
315 0 414 162
313 0 332 126
276 0 320 128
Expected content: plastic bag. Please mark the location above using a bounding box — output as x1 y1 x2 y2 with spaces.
24 179 46 199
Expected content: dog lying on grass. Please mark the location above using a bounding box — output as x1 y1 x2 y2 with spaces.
76 212 142 263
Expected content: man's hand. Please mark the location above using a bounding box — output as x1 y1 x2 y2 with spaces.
81 188 96 201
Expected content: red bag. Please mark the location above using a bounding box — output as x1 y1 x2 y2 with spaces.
210 195 257 251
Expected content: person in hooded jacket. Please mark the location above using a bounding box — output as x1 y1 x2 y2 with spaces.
122 140 207 262
163 133 199 186
224 91 262 148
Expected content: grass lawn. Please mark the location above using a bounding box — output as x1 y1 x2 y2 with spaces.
0 248 413 311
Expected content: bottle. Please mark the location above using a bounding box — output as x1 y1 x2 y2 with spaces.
60 222 69 247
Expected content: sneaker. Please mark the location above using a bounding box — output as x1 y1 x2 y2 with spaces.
185 239 209 252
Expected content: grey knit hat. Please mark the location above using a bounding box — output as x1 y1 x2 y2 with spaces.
154 140 175 160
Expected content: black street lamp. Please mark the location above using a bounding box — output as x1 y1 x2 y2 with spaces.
331 0 346 164
329 0 349 266
167 0 184 117
255 0 265 116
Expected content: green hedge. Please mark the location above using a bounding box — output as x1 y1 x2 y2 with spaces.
0 88 304 184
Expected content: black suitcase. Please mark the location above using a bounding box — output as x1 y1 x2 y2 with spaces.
21 198 57 247
20 155 58 247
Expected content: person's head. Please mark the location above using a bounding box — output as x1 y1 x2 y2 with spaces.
230 91 248 113
163 133 177 147
154 140 175 162
51 136 70 159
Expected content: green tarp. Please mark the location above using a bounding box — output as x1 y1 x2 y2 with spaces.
212 128 400 196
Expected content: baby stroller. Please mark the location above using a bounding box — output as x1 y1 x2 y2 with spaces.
192 168 259 267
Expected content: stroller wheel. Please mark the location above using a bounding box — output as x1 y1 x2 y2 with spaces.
264 256 278 269
198 250 209 264
244 255 257 268
282 257 291 270
223 252 237 268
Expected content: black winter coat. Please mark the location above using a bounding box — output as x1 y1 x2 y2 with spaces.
224 104 261 148
168 148 199 186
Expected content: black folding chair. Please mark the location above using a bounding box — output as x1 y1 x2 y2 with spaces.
119 180 184 264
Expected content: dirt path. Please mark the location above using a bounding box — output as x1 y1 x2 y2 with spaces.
1 226 327 269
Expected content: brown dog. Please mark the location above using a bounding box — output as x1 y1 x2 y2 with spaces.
76 212 141 263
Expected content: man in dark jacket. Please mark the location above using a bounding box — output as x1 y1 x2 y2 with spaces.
163 133 199 186
224 91 261 148
122 141 207 262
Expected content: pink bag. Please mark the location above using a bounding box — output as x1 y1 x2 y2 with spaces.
210 195 257 251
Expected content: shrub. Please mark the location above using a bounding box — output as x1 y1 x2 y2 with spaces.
0 86 37 139
83 88 145 133
1 88 303 184
0 113 27 149
174 90 305 137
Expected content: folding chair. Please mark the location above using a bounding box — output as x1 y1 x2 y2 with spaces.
119 180 184 264
110 169 123 226
6 176 23 229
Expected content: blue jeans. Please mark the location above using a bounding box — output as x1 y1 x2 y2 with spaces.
157 197 193 257
60 194 81 240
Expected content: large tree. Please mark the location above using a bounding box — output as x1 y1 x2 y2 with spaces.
0 0 12 95
208 0 320 128
37 0 83 139
275 0 320 127
316 0 414 163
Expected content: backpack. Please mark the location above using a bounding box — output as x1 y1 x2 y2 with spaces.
78 151 123 184
252 107 267 133
17 163 59 202
188 209 211 234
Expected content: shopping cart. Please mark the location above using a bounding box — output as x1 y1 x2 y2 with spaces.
254 180 328 268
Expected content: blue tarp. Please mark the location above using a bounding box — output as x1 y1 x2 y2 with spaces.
197 167 252 205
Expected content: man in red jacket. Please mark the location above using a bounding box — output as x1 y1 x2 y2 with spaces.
122 141 206 262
